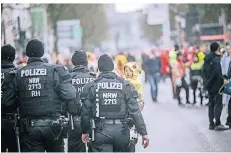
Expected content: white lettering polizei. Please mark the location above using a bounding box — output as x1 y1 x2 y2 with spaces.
21 69 47 77
72 78 94 85
97 82 123 90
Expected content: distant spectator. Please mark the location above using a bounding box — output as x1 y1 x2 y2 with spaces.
146 49 162 102
127 53 136 62
204 42 227 130
160 50 170 82
172 52 190 106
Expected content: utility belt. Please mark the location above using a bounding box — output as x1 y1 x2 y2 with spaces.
2 113 17 125
90 117 127 141
102 119 123 125
95 118 133 126
20 116 69 139
2 115 15 121
69 114 81 131
2 113 15 118
28 119 61 127
72 115 81 122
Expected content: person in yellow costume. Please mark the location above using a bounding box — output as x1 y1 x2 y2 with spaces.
123 62 144 152
114 53 128 76
123 62 144 111
86 52 97 73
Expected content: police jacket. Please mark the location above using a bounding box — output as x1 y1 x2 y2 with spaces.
1 60 17 116
80 72 147 136
69 65 96 115
15 57 76 118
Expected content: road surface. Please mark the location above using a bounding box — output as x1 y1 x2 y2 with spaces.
136 79 231 152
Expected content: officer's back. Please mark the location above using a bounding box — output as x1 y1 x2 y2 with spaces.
68 50 96 152
15 39 76 152
1 44 18 152
81 54 149 152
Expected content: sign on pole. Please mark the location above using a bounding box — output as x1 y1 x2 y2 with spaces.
57 19 82 52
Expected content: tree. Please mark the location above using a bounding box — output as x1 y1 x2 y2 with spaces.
58 4 108 49
46 4 108 53
47 4 68 55
189 4 231 24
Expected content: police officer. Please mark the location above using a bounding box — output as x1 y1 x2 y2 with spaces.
68 50 96 152
15 39 76 152
81 54 149 152
1 44 18 152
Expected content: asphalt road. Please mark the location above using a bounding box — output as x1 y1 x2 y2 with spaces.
136 79 231 152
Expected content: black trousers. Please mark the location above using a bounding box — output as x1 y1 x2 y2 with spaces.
191 79 203 104
68 118 88 152
92 124 130 152
1 118 18 152
208 92 223 125
176 77 190 104
21 121 65 152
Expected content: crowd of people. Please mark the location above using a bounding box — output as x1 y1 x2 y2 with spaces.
141 42 231 131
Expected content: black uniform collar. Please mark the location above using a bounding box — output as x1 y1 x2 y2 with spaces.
73 65 90 73
99 71 117 78
27 57 45 64
1 60 15 69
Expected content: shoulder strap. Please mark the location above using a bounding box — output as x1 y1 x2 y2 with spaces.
53 65 71 82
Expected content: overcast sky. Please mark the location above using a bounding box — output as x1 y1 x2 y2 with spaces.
115 4 146 13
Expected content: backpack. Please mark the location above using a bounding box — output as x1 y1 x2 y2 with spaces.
201 55 218 88
201 61 211 81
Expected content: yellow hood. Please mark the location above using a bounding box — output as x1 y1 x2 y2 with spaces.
124 62 141 79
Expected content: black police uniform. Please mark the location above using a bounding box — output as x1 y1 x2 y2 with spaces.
15 39 76 152
1 44 18 152
68 65 96 152
1 60 18 152
81 54 147 152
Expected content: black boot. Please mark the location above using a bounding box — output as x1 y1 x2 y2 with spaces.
178 100 184 107
186 100 191 104
193 100 197 105
209 122 215 130
200 101 203 106
226 117 231 128
200 98 203 106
